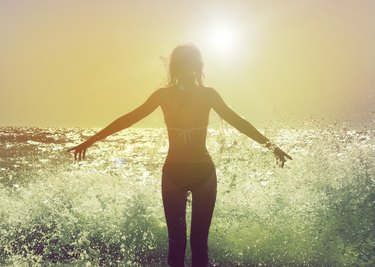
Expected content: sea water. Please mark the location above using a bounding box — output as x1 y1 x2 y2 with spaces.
0 124 374 266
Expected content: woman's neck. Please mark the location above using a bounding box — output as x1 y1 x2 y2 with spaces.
177 80 197 90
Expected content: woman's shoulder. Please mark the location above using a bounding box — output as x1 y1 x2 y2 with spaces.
154 86 175 95
150 87 171 98
196 86 216 93
149 87 174 105
200 86 220 98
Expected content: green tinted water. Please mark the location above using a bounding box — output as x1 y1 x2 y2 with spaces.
0 125 374 266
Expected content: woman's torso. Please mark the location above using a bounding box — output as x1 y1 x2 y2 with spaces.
159 86 213 163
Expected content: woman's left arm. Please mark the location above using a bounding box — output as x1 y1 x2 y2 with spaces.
89 89 162 140
209 88 292 167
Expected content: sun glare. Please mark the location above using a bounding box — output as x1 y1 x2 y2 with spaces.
209 22 239 55
193 19 255 65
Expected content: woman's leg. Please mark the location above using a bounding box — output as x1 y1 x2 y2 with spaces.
190 168 217 267
162 172 188 267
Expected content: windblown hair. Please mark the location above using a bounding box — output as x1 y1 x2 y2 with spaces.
167 43 204 87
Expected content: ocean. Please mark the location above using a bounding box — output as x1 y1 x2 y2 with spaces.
0 125 374 266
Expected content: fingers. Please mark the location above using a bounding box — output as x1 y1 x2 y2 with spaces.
273 147 293 168
277 148 292 160
78 149 86 161
275 157 284 168
70 147 86 161
275 153 289 168
285 153 293 160
277 149 293 161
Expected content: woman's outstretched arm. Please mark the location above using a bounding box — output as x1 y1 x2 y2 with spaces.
68 89 162 160
209 88 292 167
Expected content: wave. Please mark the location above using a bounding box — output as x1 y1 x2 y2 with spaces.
0 126 374 266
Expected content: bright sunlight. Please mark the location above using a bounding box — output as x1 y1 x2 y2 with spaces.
210 23 238 53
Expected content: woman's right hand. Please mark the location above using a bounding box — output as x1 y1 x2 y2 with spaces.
67 140 93 161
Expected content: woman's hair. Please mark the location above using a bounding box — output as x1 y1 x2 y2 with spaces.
167 43 204 87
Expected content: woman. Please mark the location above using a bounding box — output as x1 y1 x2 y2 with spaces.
68 44 292 267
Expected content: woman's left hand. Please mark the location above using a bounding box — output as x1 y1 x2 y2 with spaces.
67 140 93 161
273 147 293 168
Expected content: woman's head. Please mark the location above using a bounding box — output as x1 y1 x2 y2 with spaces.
168 43 204 87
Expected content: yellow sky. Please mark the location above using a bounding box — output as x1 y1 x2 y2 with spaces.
1 0 374 127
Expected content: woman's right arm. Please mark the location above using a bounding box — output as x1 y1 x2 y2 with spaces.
209 88 269 144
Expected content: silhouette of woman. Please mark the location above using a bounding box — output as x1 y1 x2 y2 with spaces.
68 43 292 267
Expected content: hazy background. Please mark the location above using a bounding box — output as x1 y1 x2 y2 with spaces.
1 0 374 128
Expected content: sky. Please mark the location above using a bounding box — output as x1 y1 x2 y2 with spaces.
1 0 374 128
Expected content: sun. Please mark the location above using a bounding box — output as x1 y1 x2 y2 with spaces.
193 19 253 64
209 22 238 53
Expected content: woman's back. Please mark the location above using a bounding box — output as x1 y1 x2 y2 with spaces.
159 85 213 163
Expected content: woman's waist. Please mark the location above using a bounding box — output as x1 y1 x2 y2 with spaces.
164 150 212 164
163 157 215 172
167 127 207 144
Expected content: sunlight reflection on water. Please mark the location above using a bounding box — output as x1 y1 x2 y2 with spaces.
0 125 374 266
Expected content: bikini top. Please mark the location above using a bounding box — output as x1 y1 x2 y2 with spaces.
167 127 207 144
